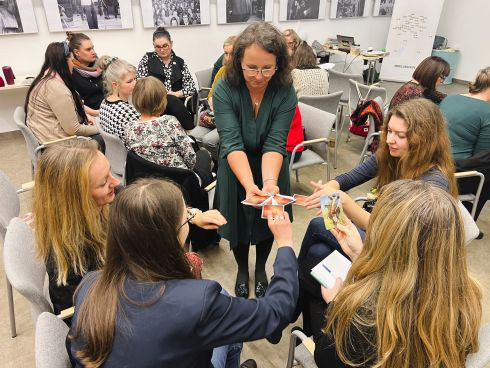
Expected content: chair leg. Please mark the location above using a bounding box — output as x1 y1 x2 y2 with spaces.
6 277 16 338
286 333 298 368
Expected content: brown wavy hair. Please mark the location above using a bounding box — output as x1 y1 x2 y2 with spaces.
226 22 292 89
469 66 490 94
71 179 195 367
291 41 318 70
412 56 450 92
325 179 482 367
376 98 458 197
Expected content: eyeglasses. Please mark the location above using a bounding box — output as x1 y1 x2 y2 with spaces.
439 75 447 81
154 44 171 50
242 66 277 78
177 208 197 230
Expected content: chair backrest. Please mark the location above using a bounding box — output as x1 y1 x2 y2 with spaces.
458 201 480 244
328 69 363 102
299 91 343 116
195 68 214 99
125 151 207 210
35 312 71 368
95 119 127 178
348 79 387 112
3 218 52 324
298 102 337 156
466 323 490 368
0 170 20 242
14 106 40 169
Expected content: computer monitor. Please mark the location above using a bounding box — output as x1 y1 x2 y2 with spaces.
336 35 355 52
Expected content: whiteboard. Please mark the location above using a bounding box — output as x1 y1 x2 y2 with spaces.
380 0 445 82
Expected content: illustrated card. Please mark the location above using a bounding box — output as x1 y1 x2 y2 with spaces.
293 194 308 206
261 205 285 219
242 194 270 206
320 193 346 230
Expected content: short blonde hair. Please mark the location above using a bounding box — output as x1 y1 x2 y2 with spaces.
223 35 237 47
283 29 301 51
132 76 167 116
98 56 136 96
469 66 490 94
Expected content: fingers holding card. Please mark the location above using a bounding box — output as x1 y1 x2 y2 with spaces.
261 205 285 219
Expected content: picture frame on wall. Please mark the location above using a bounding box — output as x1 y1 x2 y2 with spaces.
373 0 394 16
330 0 368 19
43 0 134 32
279 0 327 21
0 0 37 35
140 0 210 28
217 0 273 24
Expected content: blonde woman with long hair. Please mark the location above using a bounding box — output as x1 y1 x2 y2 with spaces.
33 139 119 316
314 179 482 367
295 98 458 336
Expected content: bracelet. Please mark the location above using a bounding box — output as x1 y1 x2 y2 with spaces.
263 178 277 184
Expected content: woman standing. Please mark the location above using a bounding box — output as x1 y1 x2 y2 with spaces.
136 27 196 130
66 32 104 110
25 42 99 144
213 22 297 298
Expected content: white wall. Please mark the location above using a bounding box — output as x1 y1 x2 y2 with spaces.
436 0 490 82
0 0 487 133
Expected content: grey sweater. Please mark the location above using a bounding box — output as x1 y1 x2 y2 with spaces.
335 155 450 192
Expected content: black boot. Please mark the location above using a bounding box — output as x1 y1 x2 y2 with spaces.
232 243 250 298
255 238 273 298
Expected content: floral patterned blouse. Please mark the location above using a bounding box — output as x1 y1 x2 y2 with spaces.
124 115 196 170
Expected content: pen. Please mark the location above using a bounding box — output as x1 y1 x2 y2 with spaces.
322 264 332 273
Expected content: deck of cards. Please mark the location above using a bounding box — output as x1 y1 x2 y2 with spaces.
320 193 346 230
242 193 308 219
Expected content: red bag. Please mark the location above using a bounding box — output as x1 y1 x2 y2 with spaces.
349 82 375 138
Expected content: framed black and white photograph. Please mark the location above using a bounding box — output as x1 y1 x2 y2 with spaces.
330 0 368 19
140 0 210 28
279 0 326 21
0 0 37 35
216 0 273 24
43 0 133 32
373 0 394 16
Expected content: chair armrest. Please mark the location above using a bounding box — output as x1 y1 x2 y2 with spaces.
199 87 212 91
57 306 74 320
303 138 328 146
204 180 216 192
43 136 77 147
354 196 368 203
291 330 315 354
455 171 481 178
17 181 35 193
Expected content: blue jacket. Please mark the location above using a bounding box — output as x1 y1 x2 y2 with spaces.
68 247 298 367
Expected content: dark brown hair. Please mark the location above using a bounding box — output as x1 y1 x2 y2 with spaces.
226 22 292 89
66 31 90 52
132 76 167 116
72 178 194 367
376 98 458 197
469 66 490 94
291 41 318 70
153 26 171 42
412 56 450 92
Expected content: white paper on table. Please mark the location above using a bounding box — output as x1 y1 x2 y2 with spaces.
310 250 351 288
318 63 336 70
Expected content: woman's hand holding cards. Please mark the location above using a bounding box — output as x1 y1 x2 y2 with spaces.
304 180 340 209
330 217 363 261
321 278 343 303
267 211 293 248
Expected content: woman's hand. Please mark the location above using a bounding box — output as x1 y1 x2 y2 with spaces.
262 179 279 196
245 184 266 200
267 211 292 248
192 210 227 230
330 217 363 261
304 180 343 209
321 278 343 303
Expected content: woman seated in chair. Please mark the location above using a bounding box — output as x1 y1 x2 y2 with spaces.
98 56 139 141
313 180 482 367
291 41 329 98
294 98 458 335
33 140 225 321
25 42 101 146
136 27 196 130
67 178 298 367
125 76 214 188
389 56 449 109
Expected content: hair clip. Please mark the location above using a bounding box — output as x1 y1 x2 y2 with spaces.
107 56 118 67
62 41 70 57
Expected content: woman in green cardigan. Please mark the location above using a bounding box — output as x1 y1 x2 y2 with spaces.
213 22 297 299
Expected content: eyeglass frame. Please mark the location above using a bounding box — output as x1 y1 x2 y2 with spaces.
241 66 278 78
154 43 171 51
177 208 197 231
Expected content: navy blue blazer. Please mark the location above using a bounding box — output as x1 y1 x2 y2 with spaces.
68 247 298 368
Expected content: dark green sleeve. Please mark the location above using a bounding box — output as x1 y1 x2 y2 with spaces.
262 86 297 156
213 78 245 159
211 54 224 85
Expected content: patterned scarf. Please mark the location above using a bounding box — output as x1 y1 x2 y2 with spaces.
72 58 101 78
